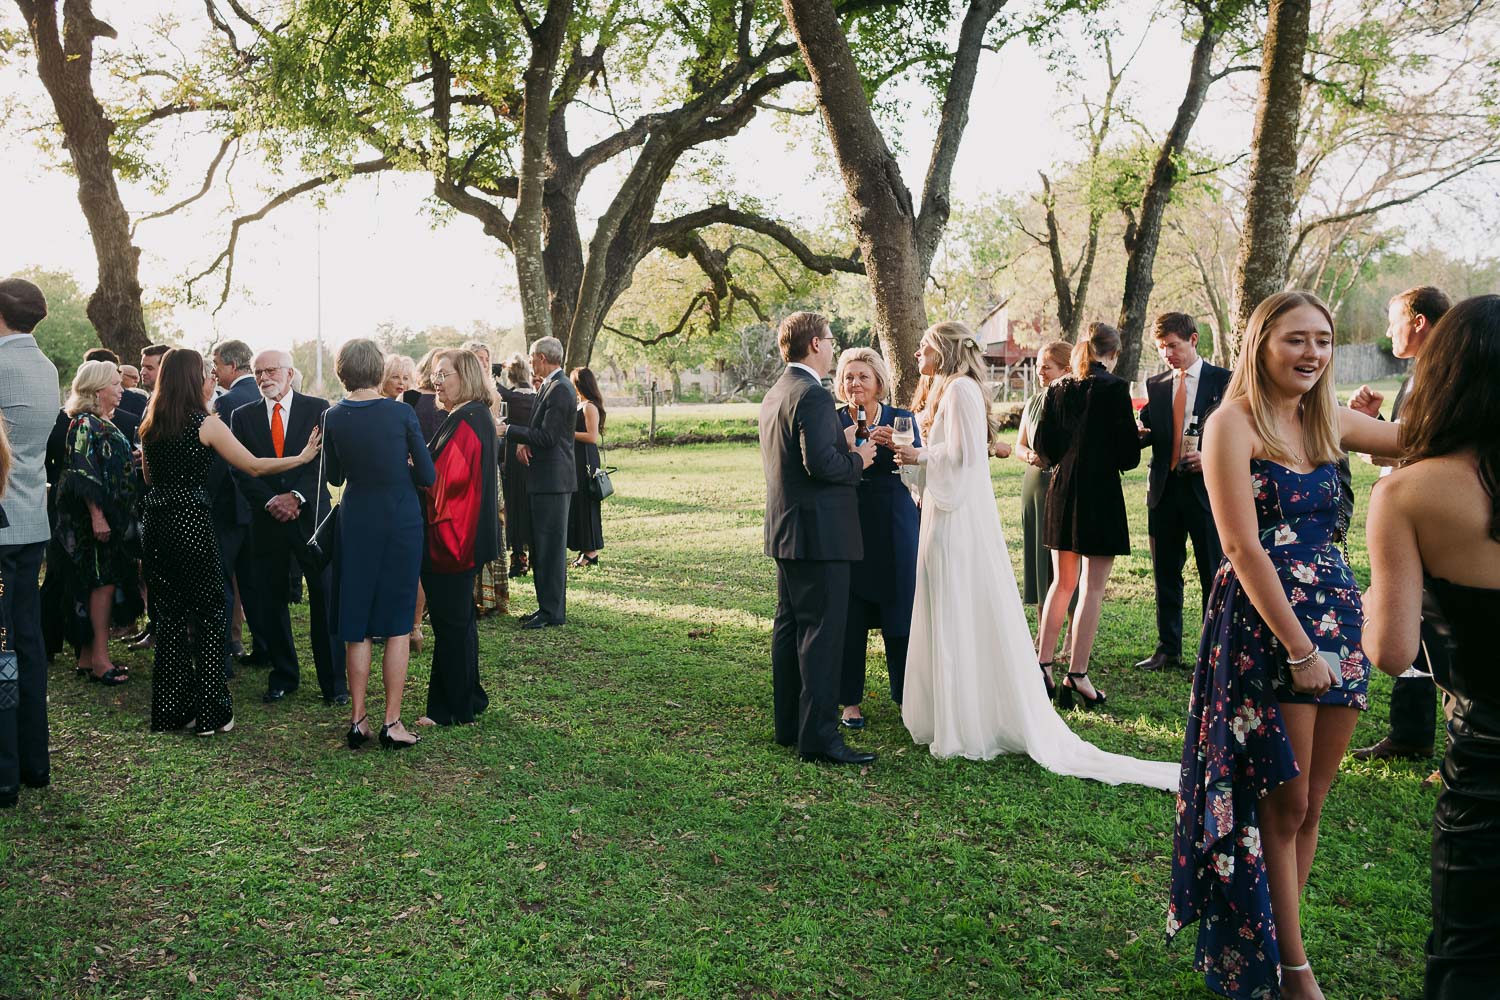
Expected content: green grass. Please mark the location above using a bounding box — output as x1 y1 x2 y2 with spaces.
1 440 1430 999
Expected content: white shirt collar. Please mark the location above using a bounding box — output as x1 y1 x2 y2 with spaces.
265 390 293 426
1176 357 1204 380
788 362 821 381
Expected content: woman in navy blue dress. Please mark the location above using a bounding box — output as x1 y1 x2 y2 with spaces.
324 340 436 750
833 348 920 727
1168 292 1400 1000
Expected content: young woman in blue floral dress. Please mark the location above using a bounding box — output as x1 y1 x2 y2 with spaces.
1168 291 1401 1000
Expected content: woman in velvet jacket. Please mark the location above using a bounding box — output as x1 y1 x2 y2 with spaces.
417 349 500 728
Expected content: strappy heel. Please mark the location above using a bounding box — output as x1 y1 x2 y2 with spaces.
1058 671 1107 711
1038 661 1056 701
347 715 371 750
379 720 420 750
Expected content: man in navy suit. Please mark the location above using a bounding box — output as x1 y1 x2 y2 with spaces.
229 350 346 706
1135 313 1232 672
207 341 260 673
758 312 876 764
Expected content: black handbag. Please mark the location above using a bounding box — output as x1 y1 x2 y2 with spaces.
306 412 338 570
588 465 615 501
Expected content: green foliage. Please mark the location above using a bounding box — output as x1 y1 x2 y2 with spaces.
18 268 102 385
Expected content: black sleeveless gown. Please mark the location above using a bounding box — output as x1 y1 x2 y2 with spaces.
141 411 232 732
1426 574 1500 998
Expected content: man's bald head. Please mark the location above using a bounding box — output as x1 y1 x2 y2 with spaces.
253 349 296 402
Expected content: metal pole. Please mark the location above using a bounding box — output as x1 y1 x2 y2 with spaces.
315 206 324 393
649 379 658 444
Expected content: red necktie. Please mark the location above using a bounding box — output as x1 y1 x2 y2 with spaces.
1169 370 1187 470
271 402 285 458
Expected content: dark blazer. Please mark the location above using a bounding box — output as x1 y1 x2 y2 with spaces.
116 387 148 422
758 367 863 562
228 390 331 538
506 370 577 494
1140 359 1231 510
207 376 261 529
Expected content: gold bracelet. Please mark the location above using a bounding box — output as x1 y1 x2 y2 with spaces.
1286 648 1320 672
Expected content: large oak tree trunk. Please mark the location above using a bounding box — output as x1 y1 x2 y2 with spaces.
1229 0 1311 357
783 0 1002 404
18 0 149 359
1115 11 1221 381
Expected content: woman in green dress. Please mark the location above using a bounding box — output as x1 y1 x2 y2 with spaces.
1013 342 1073 609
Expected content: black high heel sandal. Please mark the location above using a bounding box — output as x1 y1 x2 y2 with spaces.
347 715 371 750
1038 661 1056 701
379 720 420 750
1058 671 1107 711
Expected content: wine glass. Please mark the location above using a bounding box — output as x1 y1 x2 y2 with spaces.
498 400 508 422
891 415 916 487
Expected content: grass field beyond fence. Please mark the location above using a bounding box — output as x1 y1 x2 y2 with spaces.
0 430 1430 999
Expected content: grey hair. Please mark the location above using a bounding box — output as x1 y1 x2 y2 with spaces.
461 340 491 358
529 336 564 366
214 339 253 372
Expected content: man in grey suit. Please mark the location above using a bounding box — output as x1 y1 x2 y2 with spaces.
0 277 60 807
759 312 876 764
501 336 577 630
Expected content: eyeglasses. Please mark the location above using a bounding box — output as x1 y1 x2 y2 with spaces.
254 366 286 378
433 370 455 384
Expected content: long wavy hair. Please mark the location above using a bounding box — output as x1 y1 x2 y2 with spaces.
570 367 607 433
909 321 996 445
1222 290 1342 468
140 348 210 445
1400 294 1500 540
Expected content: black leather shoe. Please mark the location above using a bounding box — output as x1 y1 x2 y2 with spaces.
238 651 270 667
518 610 540 624
20 772 49 790
520 616 563 630
800 744 877 765
262 687 294 704
1351 736 1433 762
839 715 867 730
324 693 351 707
1135 652 1184 672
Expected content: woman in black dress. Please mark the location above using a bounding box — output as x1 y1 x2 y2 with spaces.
496 355 536 577
138 349 320 736
567 367 605 567
1034 322 1141 707
1365 295 1500 1000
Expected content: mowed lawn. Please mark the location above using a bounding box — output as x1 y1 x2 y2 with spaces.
1 437 1431 999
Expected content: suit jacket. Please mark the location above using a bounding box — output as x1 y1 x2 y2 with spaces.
1140 360 1231 510
207 375 261 530
0 335 61 545
758 367 863 562
116 387 148 421
229 390 330 540
506 370 577 494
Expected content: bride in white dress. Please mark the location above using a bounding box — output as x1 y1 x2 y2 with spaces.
887 321 1176 790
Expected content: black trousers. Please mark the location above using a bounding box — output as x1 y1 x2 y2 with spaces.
772 558 848 754
0 542 49 798
529 491 571 623
839 591 908 707
1428 786 1500 998
258 536 345 700
1387 614 1448 749
421 568 487 725
1148 475 1222 657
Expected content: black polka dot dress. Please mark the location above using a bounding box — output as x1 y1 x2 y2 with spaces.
142 411 232 732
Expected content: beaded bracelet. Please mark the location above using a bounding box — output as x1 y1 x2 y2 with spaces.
1286 648 1321 672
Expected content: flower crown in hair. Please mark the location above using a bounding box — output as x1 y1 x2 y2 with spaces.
968 333 983 351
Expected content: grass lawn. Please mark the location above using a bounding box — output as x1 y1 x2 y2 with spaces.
1 439 1431 999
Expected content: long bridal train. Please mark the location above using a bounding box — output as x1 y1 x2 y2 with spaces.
900 376 1178 791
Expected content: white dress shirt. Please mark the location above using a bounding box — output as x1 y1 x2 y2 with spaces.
262 391 302 505
1176 356 1204 425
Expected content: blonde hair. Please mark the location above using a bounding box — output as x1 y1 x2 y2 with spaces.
1038 340 1071 375
65 359 120 418
910 321 996 444
833 347 892 405
415 348 440 392
1224 290 1343 467
381 353 416 395
435 349 497 411
1071 322 1122 379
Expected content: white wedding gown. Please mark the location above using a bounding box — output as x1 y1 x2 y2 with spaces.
901 377 1178 790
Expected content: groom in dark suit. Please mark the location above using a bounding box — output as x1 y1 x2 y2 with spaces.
1135 313 1232 672
229 350 346 705
759 312 876 765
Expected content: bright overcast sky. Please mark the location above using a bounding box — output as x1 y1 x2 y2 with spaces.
0 1 1305 356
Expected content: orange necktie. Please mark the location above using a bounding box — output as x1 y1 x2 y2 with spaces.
1169 370 1187 470
271 402 285 457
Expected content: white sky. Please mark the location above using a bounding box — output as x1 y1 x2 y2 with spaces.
0 0 1467 356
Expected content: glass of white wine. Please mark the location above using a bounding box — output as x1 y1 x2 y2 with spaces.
891 415 916 487
498 400 509 422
